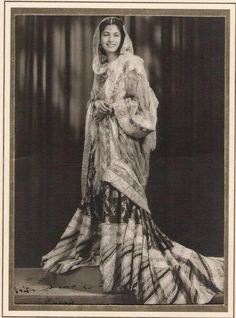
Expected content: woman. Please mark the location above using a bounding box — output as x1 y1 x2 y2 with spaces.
41 17 224 304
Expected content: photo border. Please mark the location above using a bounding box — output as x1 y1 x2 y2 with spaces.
1 1 235 317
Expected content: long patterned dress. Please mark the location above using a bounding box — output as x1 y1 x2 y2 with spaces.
41 50 224 304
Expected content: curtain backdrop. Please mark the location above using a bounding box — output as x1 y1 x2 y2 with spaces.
15 16 225 267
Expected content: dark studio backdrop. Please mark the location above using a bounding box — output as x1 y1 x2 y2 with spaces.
14 15 225 267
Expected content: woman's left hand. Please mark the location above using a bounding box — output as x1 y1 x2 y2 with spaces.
94 100 113 121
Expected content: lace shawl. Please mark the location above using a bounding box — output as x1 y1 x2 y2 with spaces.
81 18 159 213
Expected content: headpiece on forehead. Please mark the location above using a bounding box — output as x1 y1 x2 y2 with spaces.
92 17 134 75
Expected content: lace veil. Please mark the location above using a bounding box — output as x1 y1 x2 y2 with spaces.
92 17 134 75
82 18 158 198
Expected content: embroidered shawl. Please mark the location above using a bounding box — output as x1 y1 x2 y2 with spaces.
81 18 159 213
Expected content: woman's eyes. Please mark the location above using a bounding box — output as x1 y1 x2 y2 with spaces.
102 33 120 37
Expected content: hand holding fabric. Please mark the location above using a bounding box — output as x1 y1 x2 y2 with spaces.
93 100 113 121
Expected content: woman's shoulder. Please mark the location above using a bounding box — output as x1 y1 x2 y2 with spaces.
109 54 146 78
122 54 145 74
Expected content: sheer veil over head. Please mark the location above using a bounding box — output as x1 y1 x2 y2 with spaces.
92 17 134 75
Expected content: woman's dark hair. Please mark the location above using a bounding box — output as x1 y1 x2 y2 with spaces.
99 17 125 55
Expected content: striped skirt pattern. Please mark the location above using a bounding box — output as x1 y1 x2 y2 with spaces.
41 182 224 304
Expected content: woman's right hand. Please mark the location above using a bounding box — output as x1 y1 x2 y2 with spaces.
94 100 112 121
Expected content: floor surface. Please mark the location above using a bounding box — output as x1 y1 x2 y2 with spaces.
14 268 223 305
14 267 138 304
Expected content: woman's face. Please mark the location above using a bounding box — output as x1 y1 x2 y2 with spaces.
100 24 122 55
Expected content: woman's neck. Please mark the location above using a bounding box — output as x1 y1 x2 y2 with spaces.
107 52 119 63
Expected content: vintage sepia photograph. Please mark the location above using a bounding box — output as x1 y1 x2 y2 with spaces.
1 1 235 317
14 12 225 304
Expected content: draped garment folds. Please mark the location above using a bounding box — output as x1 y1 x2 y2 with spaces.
41 18 224 304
